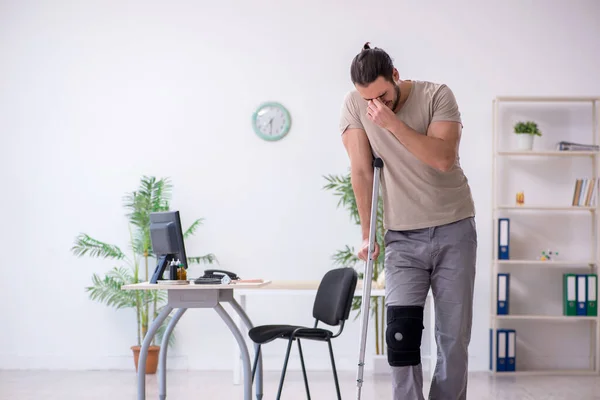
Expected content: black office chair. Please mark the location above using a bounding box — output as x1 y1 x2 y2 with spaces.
248 267 358 400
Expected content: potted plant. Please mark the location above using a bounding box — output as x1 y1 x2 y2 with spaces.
514 121 542 150
322 172 387 370
71 176 217 374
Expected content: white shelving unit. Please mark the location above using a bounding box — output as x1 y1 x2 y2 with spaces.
491 96 600 375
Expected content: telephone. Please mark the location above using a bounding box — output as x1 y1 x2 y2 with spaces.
202 269 240 280
194 269 240 284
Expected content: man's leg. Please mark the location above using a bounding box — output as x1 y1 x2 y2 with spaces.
428 217 477 400
384 228 432 400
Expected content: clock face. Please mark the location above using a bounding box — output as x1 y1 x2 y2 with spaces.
252 102 291 141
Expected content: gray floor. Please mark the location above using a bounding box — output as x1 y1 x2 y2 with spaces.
1 369 600 399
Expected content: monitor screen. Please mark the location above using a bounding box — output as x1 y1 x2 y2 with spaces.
149 210 188 270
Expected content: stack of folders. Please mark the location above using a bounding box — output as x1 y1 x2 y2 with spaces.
491 273 516 371
489 329 516 372
556 141 600 151
572 178 598 206
563 273 597 316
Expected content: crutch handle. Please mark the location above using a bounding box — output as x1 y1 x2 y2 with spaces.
373 157 384 168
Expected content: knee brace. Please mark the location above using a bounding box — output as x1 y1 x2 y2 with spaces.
386 305 424 367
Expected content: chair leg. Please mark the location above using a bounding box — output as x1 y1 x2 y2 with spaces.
297 339 311 399
252 345 261 383
327 338 341 400
276 337 294 400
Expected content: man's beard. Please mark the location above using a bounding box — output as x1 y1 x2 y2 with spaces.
390 83 401 112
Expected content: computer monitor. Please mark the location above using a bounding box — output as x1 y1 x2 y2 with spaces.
149 211 188 283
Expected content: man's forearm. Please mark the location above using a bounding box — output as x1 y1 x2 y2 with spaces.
388 119 455 171
350 168 374 241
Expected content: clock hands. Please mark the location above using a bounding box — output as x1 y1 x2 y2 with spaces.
253 103 289 141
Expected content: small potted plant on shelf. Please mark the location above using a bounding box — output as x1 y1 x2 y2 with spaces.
514 121 542 150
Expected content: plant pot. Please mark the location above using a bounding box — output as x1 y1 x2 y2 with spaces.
131 345 160 374
516 134 534 151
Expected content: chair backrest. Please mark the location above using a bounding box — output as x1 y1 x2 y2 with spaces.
312 267 358 326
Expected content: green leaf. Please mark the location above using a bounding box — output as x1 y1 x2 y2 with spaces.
514 120 542 136
123 176 173 257
332 245 360 268
187 254 218 265
72 233 126 260
351 296 362 320
183 218 204 239
106 266 134 283
322 172 360 225
131 230 145 256
85 268 137 309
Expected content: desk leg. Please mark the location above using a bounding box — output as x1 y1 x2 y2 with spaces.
233 295 246 385
137 305 173 400
158 308 187 400
214 303 252 400
229 297 263 400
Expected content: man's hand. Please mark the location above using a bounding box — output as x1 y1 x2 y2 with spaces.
357 238 380 262
366 99 398 131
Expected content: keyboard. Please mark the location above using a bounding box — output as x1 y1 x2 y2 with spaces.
193 277 223 284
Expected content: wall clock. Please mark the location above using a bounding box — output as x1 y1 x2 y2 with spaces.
252 102 291 141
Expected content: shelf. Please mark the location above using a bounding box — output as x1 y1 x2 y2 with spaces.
495 315 597 321
497 150 598 156
495 260 596 267
496 205 596 211
491 369 599 376
495 96 600 102
491 95 600 377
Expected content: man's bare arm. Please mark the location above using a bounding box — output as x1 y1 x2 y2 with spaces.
388 119 461 172
367 97 461 172
341 128 374 241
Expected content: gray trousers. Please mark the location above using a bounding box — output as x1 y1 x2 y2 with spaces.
384 216 477 400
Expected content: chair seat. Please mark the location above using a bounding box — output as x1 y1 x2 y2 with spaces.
249 324 333 344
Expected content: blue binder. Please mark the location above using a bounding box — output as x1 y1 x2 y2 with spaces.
577 274 588 315
498 218 510 259
497 273 510 315
489 329 492 370
506 329 516 371
496 329 507 371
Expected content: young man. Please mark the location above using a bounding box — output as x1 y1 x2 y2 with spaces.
339 43 477 400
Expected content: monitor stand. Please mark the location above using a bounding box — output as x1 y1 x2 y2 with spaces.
150 254 178 283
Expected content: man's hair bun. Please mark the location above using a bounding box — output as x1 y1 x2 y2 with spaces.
350 42 394 86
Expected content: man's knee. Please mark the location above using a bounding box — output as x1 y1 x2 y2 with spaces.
386 305 424 367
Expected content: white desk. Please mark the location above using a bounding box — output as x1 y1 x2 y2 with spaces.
233 280 436 383
122 279 437 400
122 280 271 400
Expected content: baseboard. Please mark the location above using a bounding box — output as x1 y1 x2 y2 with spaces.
0 355 190 371
0 354 378 372
2 354 571 373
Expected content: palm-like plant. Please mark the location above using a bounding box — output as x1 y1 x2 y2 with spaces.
323 171 386 355
71 176 217 349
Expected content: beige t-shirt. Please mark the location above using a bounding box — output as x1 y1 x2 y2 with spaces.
339 80 475 231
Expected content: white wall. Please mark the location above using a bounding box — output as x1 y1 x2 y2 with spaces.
1 0 600 374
